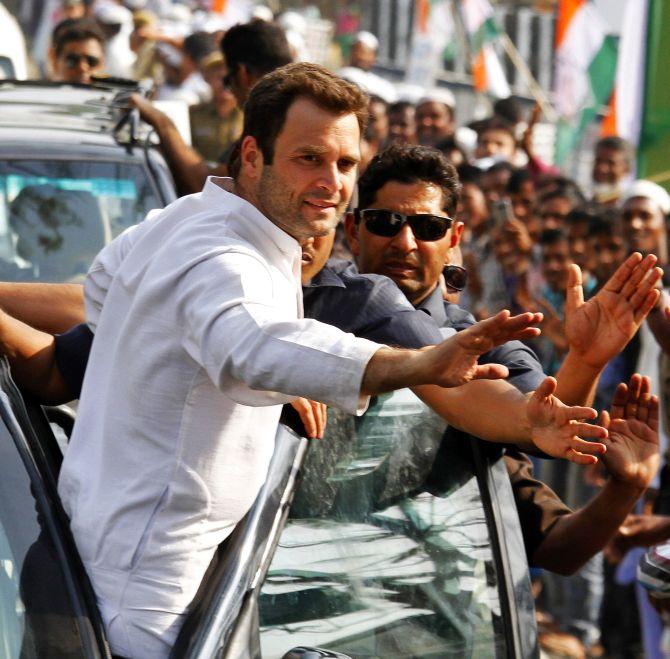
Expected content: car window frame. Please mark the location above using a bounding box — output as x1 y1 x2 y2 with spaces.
180 416 539 658
0 357 111 658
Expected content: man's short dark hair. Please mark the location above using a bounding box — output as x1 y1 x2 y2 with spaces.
588 213 622 238
242 62 369 165
183 31 216 65
493 97 523 125
538 180 585 208
53 18 104 56
595 135 635 166
457 163 484 188
508 168 532 195
388 100 414 115
472 116 516 141
358 144 460 215
540 228 569 247
221 19 292 77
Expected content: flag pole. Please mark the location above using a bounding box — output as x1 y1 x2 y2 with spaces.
497 32 558 122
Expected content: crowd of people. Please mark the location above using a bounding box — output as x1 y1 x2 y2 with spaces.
6 1 670 657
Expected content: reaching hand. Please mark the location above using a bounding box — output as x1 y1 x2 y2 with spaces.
564 253 662 369
601 374 660 490
290 398 327 439
604 513 670 564
527 376 608 464
428 309 542 387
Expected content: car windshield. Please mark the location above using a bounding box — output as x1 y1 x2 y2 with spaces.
0 159 163 283
259 389 505 658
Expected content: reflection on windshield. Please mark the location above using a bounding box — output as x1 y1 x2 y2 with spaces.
0 160 162 283
260 389 505 659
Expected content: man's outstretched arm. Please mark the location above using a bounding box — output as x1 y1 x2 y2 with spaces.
532 375 659 575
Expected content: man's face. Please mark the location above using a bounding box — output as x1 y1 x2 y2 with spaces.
475 129 516 160
54 38 105 84
300 230 335 284
415 101 454 145
481 168 511 205
350 42 376 71
457 182 489 233
590 233 626 283
542 240 572 292
365 99 389 144
243 98 360 241
593 146 630 185
346 180 461 305
388 106 416 145
539 196 572 231
622 196 665 255
567 221 592 273
511 180 539 239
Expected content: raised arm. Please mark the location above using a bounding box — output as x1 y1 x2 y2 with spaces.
129 94 226 195
532 374 659 575
555 253 661 406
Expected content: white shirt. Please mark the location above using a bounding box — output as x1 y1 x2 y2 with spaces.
58 178 381 658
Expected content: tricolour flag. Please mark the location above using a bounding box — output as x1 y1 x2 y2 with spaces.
460 0 510 99
602 0 670 187
553 0 618 165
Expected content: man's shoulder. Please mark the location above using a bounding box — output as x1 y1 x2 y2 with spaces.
442 302 477 330
330 260 415 310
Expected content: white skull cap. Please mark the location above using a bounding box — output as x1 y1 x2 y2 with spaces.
418 87 456 110
354 31 379 51
622 179 670 215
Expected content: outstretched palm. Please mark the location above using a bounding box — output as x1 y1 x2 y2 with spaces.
565 253 661 368
527 376 607 464
602 374 660 489
431 309 543 387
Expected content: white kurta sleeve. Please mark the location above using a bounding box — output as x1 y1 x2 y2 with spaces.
178 250 382 414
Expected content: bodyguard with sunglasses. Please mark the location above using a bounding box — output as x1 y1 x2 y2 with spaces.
343 144 664 575
50 19 106 85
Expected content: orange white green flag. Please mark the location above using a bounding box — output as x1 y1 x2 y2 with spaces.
554 0 618 165
460 0 510 99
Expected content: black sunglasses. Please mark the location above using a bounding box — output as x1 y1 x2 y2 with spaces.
443 264 468 291
64 53 101 69
354 208 453 241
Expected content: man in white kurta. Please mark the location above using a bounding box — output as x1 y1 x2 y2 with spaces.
58 178 382 656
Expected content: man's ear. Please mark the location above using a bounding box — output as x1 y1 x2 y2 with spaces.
450 221 464 248
237 64 254 93
239 135 262 180
343 211 361 256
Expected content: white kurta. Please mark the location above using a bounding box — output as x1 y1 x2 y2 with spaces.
58 178 381 658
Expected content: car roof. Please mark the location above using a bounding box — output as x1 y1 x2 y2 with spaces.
0 79 153 150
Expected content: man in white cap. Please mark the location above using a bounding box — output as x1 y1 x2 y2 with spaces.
415 88 457 147
94 1 135 77
338 30 397 103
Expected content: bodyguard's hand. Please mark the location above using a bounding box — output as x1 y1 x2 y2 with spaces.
601 374 660 490
527 376 608 464
425 309 542 388
565 253 662 368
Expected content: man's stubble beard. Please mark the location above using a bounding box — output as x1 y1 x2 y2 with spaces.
257 167 346 241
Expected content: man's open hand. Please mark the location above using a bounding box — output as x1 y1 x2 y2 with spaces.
527 376 608 464
565 253 662 368
426 309 542 387
600 374 660 490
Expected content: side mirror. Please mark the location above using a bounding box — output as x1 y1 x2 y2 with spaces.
282 647 353 659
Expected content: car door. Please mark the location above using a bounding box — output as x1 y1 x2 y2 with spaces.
180 389 538 658
0 357 110 658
